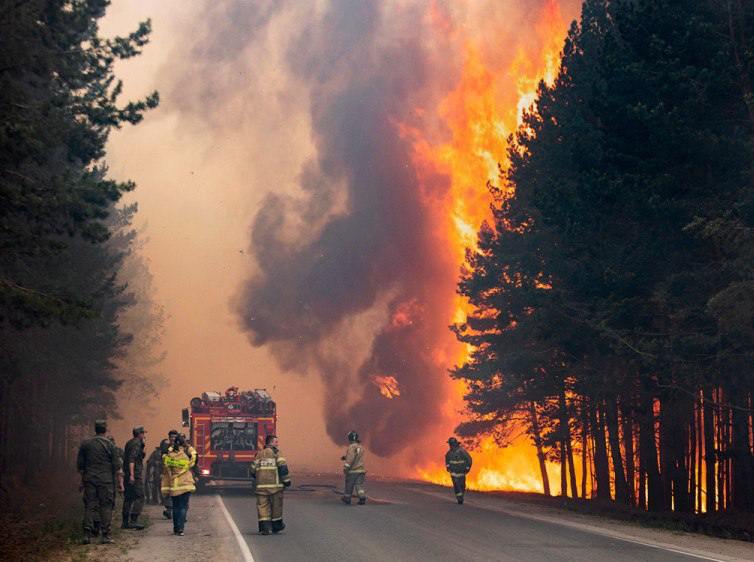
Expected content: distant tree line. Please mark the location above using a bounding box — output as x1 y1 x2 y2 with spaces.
0 0 160 487
454 0 754 513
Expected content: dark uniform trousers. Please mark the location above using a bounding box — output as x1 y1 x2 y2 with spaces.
257 491 284 530
83 482 115 534
451 475 466 499
344 472 366 500
123 479 145 520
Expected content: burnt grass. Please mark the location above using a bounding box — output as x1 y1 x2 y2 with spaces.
483 489 754 542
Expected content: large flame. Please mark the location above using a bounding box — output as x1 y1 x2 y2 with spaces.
410 1 571 493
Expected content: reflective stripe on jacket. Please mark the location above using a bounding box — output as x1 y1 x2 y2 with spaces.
445 446 472 477
344 442 366 473
161 445 197 496
252 446 291 495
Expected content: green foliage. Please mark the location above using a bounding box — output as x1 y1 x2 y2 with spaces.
0 0 158 324
0 1 162 489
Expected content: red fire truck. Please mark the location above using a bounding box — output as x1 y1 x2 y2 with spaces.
181 386 276 489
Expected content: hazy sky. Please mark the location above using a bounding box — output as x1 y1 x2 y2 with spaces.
101 0 581 476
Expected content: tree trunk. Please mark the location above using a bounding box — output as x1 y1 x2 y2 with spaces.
591 401 611 501
581 400 589 499
606 396 629 504
621 398 636 506
703 386 716 512
640 391 663 511
689 400 697 513
731 391 752 511
529 401 551 496
558 390 578 498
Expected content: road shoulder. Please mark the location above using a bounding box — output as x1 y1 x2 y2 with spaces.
114 495 241 561
412 485 754 562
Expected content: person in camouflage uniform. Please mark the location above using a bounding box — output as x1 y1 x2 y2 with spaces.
77 420 123 544
146 446 162 504
445 437 473 504
122 426 147 529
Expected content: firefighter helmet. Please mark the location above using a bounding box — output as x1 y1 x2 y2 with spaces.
347 431 359 442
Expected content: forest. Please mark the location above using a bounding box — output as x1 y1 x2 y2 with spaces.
0 0 161 496
454 0 754 514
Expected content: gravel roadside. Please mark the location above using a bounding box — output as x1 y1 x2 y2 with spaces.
57 494 243 562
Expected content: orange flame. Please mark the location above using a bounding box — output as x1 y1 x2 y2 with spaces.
372 375 401 399
409 1 573 493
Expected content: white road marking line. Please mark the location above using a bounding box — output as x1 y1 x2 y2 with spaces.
410 488 732 562
216 495 256 562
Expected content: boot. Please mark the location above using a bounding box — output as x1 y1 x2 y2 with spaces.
129 515 145 530
340 496 351 505
358 497 366 505
121 515 130 529
100 533 114 544
457 496 464 505
271 520 285 534
259 521 273 535
81 531 93 545
163 508 172 520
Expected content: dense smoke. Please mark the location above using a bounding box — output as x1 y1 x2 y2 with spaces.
235 1 460 456
158 0 575 458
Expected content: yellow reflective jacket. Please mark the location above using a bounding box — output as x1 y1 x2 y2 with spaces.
343 442 366 474
161 445 197 497
251 446 290 495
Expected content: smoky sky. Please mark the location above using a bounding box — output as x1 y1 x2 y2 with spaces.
159 0 573 458
233 0 460 456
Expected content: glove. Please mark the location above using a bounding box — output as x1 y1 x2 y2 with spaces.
283 480 291 488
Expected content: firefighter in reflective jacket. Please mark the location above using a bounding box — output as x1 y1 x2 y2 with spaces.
251 434 291 535
161 436 197 535
341 431 366 505
445 437 472 504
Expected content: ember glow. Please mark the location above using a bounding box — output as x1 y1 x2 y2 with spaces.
372 375 401 399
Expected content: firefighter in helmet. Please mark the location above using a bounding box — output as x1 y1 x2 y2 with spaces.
160 429 178 518
445 437 472 504
251 434 291 535
341 431 366 505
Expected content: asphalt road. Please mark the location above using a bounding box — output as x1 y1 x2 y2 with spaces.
215 476 729 562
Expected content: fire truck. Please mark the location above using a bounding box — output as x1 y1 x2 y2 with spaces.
181 386 276 488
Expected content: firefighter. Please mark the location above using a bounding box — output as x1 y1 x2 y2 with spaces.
146 446 162 504
77 420 123 544
161 433 197 536
251 434 291 535
159 429 178 518
340 431 366 505
445 437 472 504
122 426 147 529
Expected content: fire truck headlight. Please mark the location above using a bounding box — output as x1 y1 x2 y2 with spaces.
201 469 210 476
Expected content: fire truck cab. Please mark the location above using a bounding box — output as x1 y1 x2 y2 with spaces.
182 386 276 488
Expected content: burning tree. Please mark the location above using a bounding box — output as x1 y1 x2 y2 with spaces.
454 0 754 513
